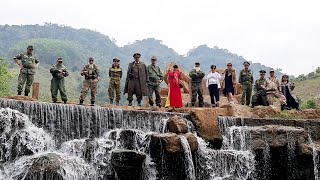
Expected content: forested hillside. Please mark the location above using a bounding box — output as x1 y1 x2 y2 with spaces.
0 24 283 105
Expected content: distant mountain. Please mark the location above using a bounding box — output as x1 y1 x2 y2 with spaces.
0 24 283 104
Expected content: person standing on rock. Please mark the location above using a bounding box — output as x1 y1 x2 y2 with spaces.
251 70 269 107
79 57 100 106
13 45 39 96
168 65 183 108
238 61 253 106
206 65 222 107
266 69 288 110
280 74 300 110
50 57 69 104
147 56 163 107
189 62 205 107
222 63 237 104
124 53 149 106
108 58 122 106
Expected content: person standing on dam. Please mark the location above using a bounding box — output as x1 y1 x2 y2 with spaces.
108 58 122 106
50 57 69 104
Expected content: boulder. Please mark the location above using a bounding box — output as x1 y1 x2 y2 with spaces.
183 133 198 152
167 116 188 133
111 150 146 180
150 133 181 153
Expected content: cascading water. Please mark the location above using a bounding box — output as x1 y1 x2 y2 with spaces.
179 135 196 180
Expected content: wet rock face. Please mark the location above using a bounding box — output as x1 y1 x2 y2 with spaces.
111 150 146 180
167 115 188 133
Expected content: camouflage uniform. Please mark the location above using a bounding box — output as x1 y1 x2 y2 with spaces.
251 78 269 107
189 68 205 106
14 52 39 95
79 64 100 103
147 63 163 107
266 76 286 106
50 63 68 102
108 66 122 104
239 69 253 106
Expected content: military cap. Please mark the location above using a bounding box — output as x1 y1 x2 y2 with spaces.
89 57 94 60
133 53 141 58
195 62 200 65
269 68 275 72
113 58 120 62
151 56 157 60
57 57 63 61
27 45 33 49
243 61 250 65
259 70 266 74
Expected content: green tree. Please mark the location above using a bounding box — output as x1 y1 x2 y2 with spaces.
0 58 12 97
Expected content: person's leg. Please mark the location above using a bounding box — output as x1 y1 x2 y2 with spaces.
25 74 34 96
108 80 115 103
58 78 68 103
79 80 90 103
51 78 59 102
208 85 215 105
198 84 204 107
154 85 161 107
241 85 247 105
115 80 121 105
191 83 197 106
214 85 220 106
246 84 252 106
127 80 135 105
267 93 274 105
90 80 98 104
148 85 155 106
135 80 142 105
17 73 27 95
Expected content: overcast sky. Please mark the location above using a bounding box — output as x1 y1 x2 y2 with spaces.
1 0 320 76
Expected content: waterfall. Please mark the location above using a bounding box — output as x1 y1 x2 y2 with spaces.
179 135 196 180
309 136 320 180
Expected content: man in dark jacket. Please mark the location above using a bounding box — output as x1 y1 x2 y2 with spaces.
147 56 163 107
124 53 149 106
50 57 68 103
189 62 205 107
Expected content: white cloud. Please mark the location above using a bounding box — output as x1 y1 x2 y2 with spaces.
1 0 320 75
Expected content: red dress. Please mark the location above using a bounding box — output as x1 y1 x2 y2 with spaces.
169 71 183 108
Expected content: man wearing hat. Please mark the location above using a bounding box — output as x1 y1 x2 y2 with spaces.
50 57 69 103
266 68 288 110
189 62 205 107
147 56 163 107
124 53 149 106
13 45 39 96
108 58 122 106
251 70 269 108
79 57 100 106
239 61 254 106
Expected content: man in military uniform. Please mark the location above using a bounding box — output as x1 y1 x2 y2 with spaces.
50 57 69 103
79 57 100 106
108 58 122 106
239 61 254 106
189 62 205 107
124 53 149 106
251 70 269 108
147 56 163 107
13 45 39 96
266 69 288 110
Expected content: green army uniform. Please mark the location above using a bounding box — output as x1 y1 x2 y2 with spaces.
79 63 100 104
239 69 253 106
108 66 122 104
147 61 163 107
189 67 205 107
50 62 68 103
14 52 39 96
251 77 269 107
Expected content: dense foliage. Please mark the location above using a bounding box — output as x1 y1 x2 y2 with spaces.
0 58 12 97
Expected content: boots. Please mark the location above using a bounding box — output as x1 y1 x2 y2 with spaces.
137 101 141 107
116 101 119 106
281 104 286 111
18 91 22 95
128 101 132 106
24 92 29 96
90 101 95 106
63 100 67 104
110 99 114 104
79 100 84 105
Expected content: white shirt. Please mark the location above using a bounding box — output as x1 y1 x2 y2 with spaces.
206 72 222 88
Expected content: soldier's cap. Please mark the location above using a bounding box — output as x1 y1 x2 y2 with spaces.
27 45 33 49
151 56 157 60
195 62 200 65
57 57 63 61
243 61 250 65
89 57 94 61
259 70 266 74
269 68 275 72
113 58 120 62
133 53 141 58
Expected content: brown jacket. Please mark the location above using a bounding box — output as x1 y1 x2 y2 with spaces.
221 68 238 94
124 61 149 96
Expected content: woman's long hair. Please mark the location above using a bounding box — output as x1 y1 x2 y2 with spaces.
281 75 289 83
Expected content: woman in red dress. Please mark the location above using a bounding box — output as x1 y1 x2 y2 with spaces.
168 65 183 108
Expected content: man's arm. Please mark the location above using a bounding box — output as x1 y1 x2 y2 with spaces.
13 54 24 69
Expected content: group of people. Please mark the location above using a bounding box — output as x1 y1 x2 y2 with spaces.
13 45 299 110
